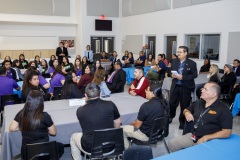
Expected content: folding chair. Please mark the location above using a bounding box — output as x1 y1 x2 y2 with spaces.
123 145 153 160
80 128 125 160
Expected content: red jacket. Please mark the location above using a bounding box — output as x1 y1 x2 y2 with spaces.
129 76 149 98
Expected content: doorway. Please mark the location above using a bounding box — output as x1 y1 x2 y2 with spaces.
91 36 114 54
165 36 177 62
147 36 156 58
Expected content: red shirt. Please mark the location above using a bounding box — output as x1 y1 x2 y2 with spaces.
129 76 149 98
77 73 93 90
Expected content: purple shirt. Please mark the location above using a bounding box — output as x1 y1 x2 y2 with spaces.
48 67 55 74
75 68 82 76
6 70 13 79
39 75 48 86
0 76 19 105
50 73 65 93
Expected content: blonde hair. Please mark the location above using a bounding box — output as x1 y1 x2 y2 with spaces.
209 64 220 81
92 68 107 85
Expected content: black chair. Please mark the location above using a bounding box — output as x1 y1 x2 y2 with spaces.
53 86 62 100
123 145 153 160
128 117 170 153
80 128 125 160
12 141 59 160
1 94 21 125
26 141 59 160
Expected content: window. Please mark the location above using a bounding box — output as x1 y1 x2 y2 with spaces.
185 34 220 61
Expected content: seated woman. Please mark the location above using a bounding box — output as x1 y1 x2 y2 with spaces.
82 56 88 75
145 54 156 66
26 66 50 90
49 59 59 76
62 56 74 75
22 70 51 102
199 59 211 74
4 56 12 63
19 54 28 69
124 52 134 67
162 54 169 66
122 50 129 61
74 58 82 80
48 55 56 68
219 64 237 94
9 90 64 160
196 64 220 99
93 60 102 73
49 65 65 95
77 65 93 93
93 68 111 97
34 55 41 68
12 59 24 81
208 64 220 83
61 72 83 99
41 59 50 78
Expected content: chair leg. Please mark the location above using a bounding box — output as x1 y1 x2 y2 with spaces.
163 139 170 154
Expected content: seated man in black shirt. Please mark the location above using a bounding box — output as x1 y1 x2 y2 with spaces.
122 84 167 148
70 83 122 160
135 51 146 67
100 51 110 62
168 82 233 152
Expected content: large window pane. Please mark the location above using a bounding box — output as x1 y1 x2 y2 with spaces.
201 34 220 61
186 35 200 59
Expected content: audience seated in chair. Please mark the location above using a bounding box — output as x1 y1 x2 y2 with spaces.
22 70 51 102
199 59 211 74
9 91 64 160
93 68 111 98
70 83 121 160
233 59 240 76
135 51 146 67
129 66 149 98
168 82 232 152
77 65 94 93
100 51 110 62
123 84 168 148
61 72 83 99
219 64 236 94
2 60 17 81
106 60 126 93
49 65 65 97
0 66 21 106
19 54 28 69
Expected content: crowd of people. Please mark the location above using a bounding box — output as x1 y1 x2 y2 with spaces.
0 43 239 159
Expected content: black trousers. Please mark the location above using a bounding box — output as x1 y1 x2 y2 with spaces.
169 85 192 127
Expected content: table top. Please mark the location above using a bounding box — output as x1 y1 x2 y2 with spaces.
1 92 148 159
153 134 240 160
3 92 147 133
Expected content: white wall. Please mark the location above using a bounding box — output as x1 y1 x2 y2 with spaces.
79 0 121 56
120 0 240 70
0 0 77 57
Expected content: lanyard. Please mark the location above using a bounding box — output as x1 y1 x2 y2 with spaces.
194 107 211 129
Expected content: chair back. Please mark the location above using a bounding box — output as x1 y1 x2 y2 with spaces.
53 87 62 100
26 141 59 160
0 94 21 111
91 128 124 159
123 145 153 160
148 116 166 144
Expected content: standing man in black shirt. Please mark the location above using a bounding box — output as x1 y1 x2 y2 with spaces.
169 46 198 129
56 42 68 65
168 82 232 152
70 83 121 160
122 84 167 148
